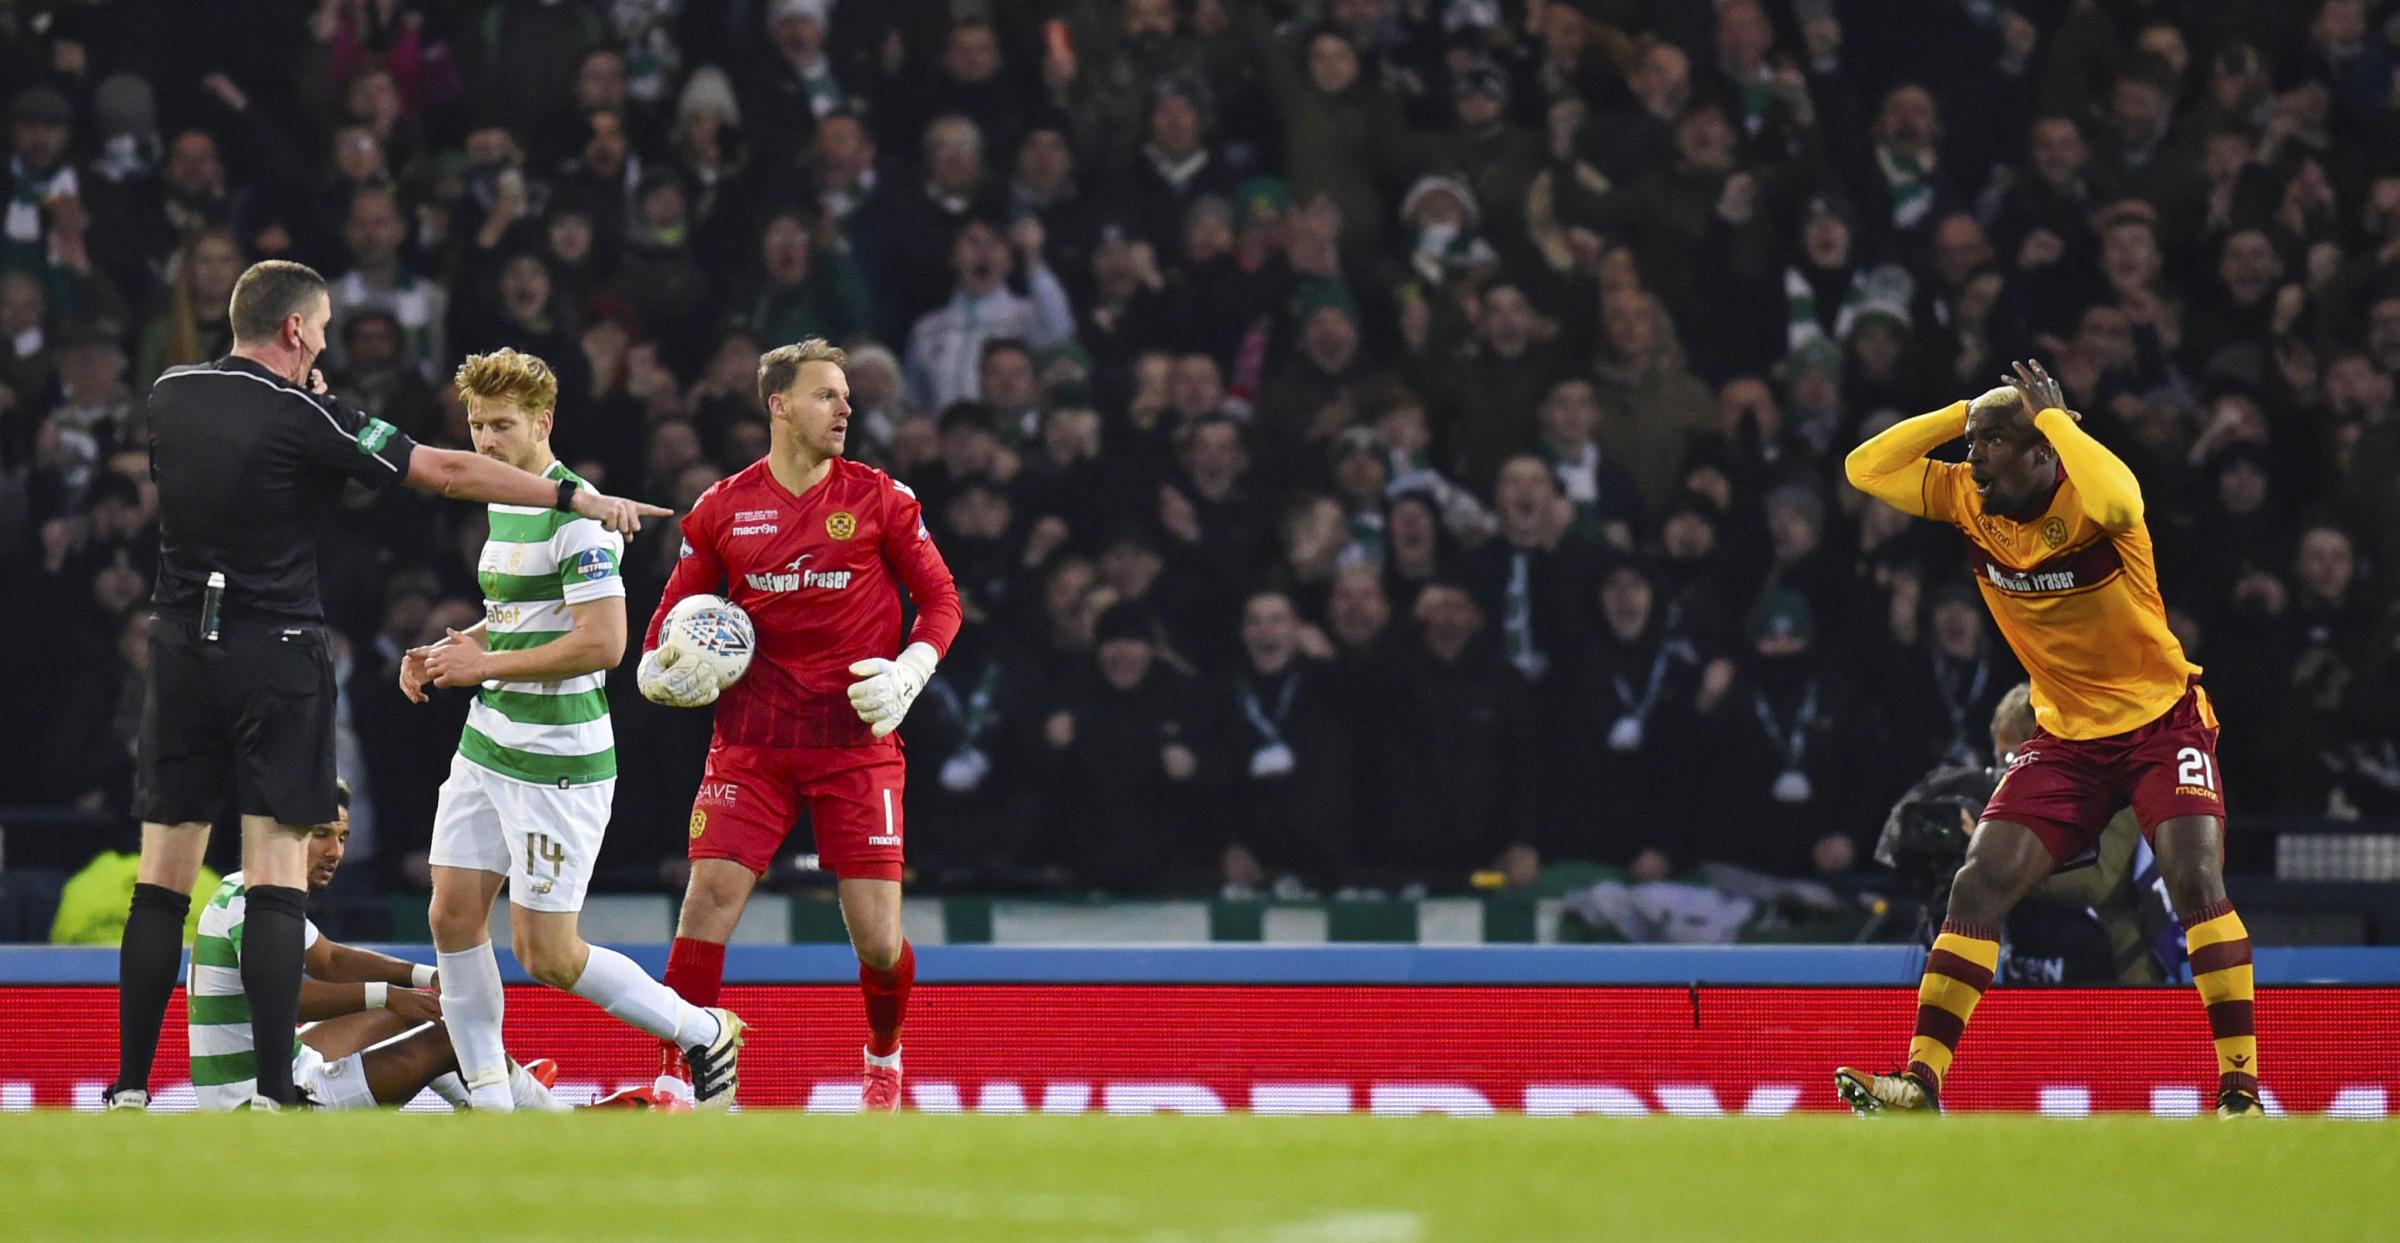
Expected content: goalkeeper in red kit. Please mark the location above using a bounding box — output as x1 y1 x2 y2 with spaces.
637 338 961 1110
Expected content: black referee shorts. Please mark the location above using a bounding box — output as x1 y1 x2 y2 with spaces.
134 614 339 828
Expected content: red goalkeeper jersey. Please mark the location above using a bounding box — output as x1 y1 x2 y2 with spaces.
644 456 961 749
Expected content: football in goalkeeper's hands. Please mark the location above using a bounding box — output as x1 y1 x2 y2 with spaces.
661 594 755 688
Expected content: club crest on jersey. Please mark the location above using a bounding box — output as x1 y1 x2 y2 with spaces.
2041 516 2068 549
827 510 857 540
743 553 853 593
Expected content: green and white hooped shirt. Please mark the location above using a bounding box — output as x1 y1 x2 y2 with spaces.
187 871 322 1110
461 461 626 787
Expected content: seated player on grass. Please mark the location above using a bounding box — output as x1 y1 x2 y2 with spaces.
187 782 564 1111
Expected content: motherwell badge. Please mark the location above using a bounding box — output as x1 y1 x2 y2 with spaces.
826 510 857 540
688 810 707 840
2040 516 2068 549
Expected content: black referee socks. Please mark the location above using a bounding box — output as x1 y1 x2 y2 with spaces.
111 883 191 1096
240 884 309 1105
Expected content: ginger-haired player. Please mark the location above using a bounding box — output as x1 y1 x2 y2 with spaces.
1834 360 2259 1117
402 347 746 1110
640 338 961 1110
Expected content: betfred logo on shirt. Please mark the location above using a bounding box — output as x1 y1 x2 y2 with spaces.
573 548 616 581
744 554 853 593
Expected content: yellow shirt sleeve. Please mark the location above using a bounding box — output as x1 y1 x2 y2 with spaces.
2035 408 2144 532
1843 402 1968 520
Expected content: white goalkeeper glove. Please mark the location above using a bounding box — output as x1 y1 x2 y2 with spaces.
846 642 939 738
638 646 720 708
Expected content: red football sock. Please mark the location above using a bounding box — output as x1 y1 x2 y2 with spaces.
861 941 915 1058
660 937 727 1069
665 936 726 1010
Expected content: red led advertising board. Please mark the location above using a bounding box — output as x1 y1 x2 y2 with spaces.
5 985 2391 1116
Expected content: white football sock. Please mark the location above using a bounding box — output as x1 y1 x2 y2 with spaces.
570 944 722 1048
427 1071 472 1109
437 943 513 1112
508 1060 568 1112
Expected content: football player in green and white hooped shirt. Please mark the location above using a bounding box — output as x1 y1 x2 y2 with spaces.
402 349 744 1112
191 782 562 1111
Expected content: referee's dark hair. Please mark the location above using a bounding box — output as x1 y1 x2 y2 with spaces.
228 260 328 343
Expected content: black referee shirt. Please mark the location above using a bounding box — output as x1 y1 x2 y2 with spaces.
147 356 421 622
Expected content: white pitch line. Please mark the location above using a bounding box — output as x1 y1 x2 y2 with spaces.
1142 1211 1428 1243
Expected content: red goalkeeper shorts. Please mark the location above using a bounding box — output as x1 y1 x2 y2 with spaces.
1981 682 2225 863
686 742 907 881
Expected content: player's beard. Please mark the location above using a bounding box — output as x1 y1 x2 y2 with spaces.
1989 477 2043 520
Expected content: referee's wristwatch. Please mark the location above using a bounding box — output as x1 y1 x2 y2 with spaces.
554 478 580 512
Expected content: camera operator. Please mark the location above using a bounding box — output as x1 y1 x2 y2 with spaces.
1876 682 2178 984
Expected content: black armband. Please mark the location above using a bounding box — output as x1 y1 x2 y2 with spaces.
554 478 579 512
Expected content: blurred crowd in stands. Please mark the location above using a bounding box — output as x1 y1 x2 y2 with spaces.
7 0 2400 907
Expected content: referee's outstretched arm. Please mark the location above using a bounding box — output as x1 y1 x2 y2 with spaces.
111 259 673 1112
403 444 671 535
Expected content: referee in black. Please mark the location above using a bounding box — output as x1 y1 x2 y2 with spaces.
108 260 668 1110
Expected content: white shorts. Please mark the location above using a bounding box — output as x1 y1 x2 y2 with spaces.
426 752 613 914
194 1042 377 1112
301 1044 380 1110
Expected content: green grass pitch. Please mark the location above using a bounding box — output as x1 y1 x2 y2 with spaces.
9 1112 2395 1241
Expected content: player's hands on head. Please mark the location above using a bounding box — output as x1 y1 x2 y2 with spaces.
2005 360 2073 423
387 986 442 1023
639 645 721 708
847 644 940 738
572 487 675 535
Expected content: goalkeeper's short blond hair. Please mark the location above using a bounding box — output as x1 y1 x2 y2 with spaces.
454 348 560 414
757 338 848 408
